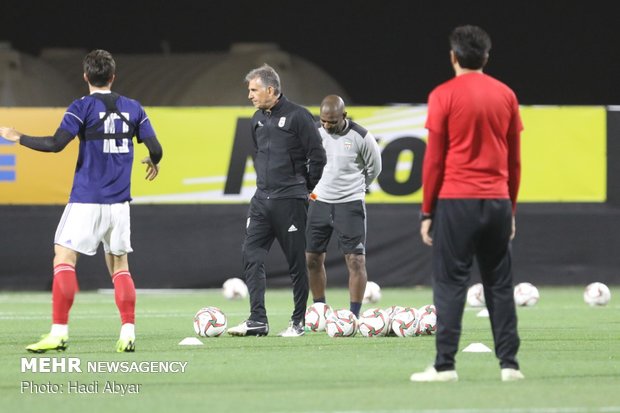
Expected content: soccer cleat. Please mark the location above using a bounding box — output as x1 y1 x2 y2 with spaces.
410 366 458 382
227 320 269 337
501 368 525 382
116 337 136 353
26 334 68 353
278 321 305 337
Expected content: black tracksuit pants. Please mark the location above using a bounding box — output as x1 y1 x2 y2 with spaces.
242 197 309 325
432 199 520 371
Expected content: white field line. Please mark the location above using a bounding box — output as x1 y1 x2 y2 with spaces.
98 288 223 294
183 172 257 185
308 407 620 413
0 311 285 320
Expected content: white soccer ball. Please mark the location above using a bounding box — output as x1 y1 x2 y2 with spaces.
583 282 611 306
193 307 227 337
325 309 358 337
417 310 437 335
391 307 420 337
418 304 436 317
467 283 486 307
363 281 382 304
384 305 406 335
384 305 406 319
358 308 390 337
222 277 248 300
514 282 540 307
304 302 333 332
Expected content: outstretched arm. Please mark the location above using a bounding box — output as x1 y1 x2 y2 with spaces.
0 127 20 142
0 127 73 152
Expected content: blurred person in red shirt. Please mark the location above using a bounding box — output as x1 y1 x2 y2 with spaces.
411 25 524 383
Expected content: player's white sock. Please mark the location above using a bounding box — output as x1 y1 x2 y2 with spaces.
120 323 135 339
50 324 68 337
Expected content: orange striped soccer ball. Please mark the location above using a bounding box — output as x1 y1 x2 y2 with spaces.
325 309 358 337
193 307 227 337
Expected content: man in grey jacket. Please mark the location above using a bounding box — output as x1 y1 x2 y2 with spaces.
306 95 382 318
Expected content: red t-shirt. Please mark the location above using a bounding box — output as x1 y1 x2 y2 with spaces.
422 72 523 214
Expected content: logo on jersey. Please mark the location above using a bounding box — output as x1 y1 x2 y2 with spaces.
278 117 286 127
287 224 297 232
344 140 352 150
257 121 264 127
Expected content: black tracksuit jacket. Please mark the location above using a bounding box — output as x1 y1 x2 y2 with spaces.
250 95 326 199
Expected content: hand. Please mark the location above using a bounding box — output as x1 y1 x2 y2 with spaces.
0 127 22 142
420 219 433 246
141 157 159 181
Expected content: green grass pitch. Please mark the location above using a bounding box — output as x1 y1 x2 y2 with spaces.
1 287 619 413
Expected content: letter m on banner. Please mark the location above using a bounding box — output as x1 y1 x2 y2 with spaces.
225 118 253 194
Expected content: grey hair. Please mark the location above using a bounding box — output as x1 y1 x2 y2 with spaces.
245 64 281 94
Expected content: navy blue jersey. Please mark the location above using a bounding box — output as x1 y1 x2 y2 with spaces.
59 92 156 203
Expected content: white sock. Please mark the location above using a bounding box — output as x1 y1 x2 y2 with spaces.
50 324 68 337
120 323 135 339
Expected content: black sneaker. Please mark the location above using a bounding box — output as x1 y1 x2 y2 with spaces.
227 320 269 336
277 320 305 337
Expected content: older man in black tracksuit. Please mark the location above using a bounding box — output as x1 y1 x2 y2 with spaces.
228 64 326 337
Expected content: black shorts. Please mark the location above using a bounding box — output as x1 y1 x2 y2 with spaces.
305 199 366 255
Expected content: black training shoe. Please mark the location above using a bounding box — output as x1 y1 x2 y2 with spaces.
227 320 269 336
277 320 305 337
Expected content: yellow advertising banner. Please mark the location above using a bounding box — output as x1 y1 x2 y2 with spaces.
0 106 606 204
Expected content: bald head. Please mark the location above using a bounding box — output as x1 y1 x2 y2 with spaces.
320 95 346 114
319 95 347 134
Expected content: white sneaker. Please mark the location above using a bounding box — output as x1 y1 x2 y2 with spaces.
410 366 458 382
410 367 459 381
227 320 269 336
501 368 525 382
277 321 305 337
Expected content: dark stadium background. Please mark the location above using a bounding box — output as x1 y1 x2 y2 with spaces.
1 0 618 105
1 0 620 290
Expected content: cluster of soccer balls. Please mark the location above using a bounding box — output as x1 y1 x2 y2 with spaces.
312 280 436 338
195 279 436 338
308 302 437 338
466 281 612 308
194 278 612 338
311 280 436 338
